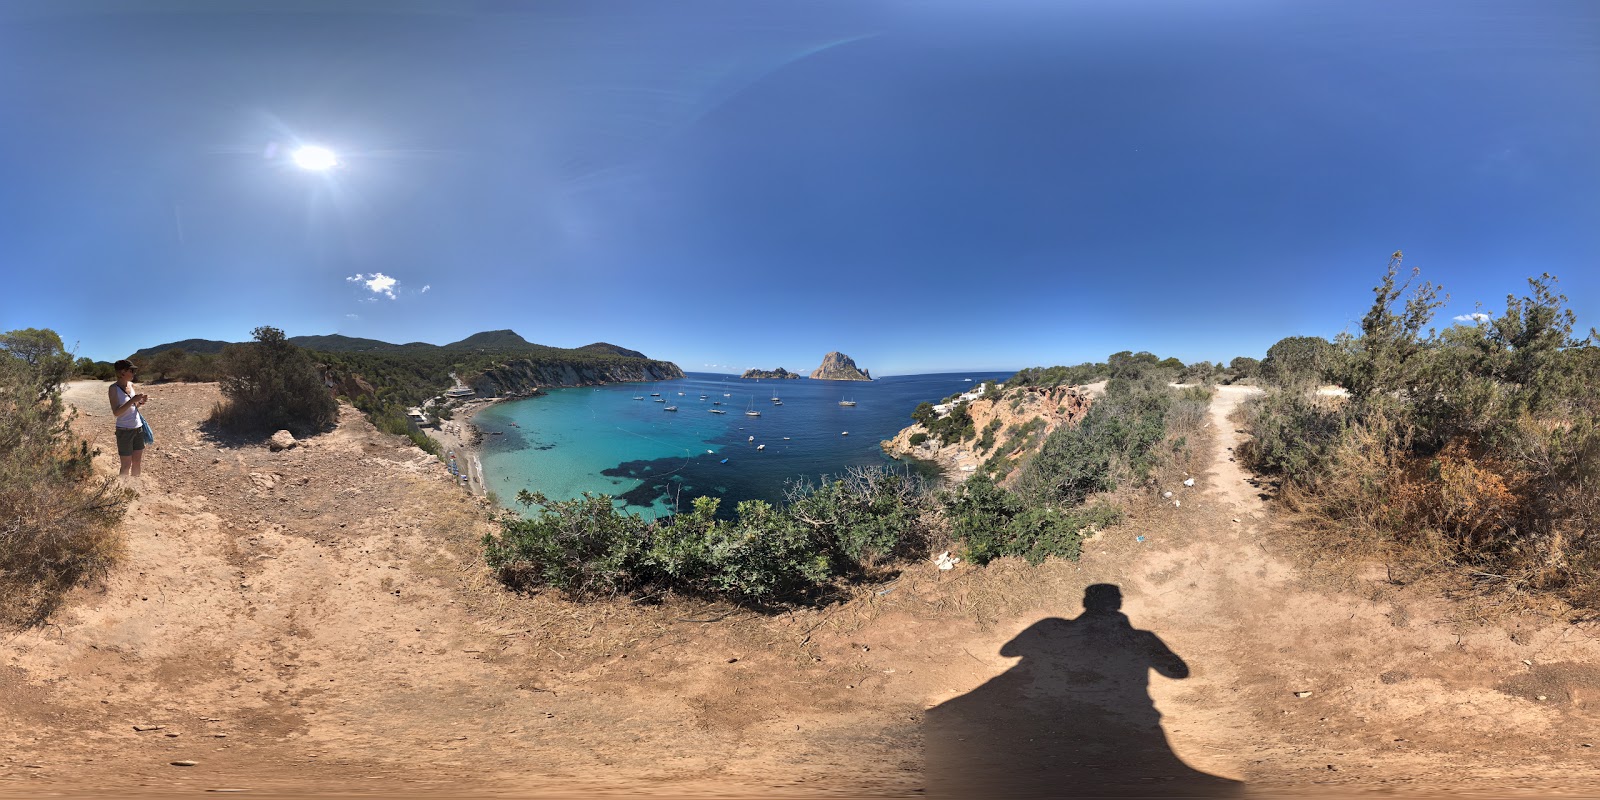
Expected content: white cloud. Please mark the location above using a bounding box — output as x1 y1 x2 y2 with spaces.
1454 312 1491 323
345 313 360 320
364 272 398 299
345 273 364 282
420 284 431 293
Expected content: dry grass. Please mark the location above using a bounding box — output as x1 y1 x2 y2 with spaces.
0 466 130 628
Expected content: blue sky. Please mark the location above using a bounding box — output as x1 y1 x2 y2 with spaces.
2 1 1595 375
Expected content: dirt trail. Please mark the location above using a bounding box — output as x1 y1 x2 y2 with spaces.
3 382 1599 797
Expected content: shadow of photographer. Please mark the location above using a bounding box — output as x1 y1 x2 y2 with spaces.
925 583 1242 798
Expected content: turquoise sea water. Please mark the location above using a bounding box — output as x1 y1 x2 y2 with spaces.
474 371 1010 518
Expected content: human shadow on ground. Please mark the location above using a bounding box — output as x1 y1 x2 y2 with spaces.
924 584 1242 798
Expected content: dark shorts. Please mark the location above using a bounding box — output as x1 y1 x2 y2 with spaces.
116 427 145 457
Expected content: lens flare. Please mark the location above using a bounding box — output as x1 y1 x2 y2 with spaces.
292 145 338 171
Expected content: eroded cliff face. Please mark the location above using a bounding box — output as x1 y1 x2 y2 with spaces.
881 385 1092 482
466 359 684 396
810 352 872 381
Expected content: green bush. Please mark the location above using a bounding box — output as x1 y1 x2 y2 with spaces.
945 475 1121 565
1015 377 1172 507
1007 362 1108 388
1236 391 1349 483
483 490 648 596
211 326 338 437
1 329 129 627
1227 356 1261 382
784 468 933 568
909 432 928 447
646 497 832 601
370 403 441 455
975 418 1003 452
485 466 934 603
925 402 976 443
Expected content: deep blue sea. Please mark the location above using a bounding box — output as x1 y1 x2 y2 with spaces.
474 371 1011 518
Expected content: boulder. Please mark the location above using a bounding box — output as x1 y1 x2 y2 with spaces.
269 430 297 451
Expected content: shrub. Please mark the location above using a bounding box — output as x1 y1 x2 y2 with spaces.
646 497 833 601
211 326 338 436
1 328 129 627
975 418 1003 453
483 490 648 596
925 402 976 443
485 466 934 603
1007 362 1108 388
784 467 934 569
945 475 1121 565
1015 377 1172 507
1261 335 1340 388
1235 391 1349 484
1228 356 1261 381
1243 255 1600 607
909 432 928 447
370 404 441 455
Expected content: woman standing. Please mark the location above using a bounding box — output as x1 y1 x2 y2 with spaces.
108 359 149 481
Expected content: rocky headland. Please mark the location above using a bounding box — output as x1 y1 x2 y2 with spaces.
740 367 801 380
810 351 872 381
882 384 1092 481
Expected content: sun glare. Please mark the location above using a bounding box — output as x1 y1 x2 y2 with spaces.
292 145 338 171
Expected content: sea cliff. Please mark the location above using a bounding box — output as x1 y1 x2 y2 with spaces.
741 368 802 380
881 384 1091 482
810 352 872 381
466 359 684 396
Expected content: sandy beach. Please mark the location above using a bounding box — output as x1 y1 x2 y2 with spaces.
426 397 502 498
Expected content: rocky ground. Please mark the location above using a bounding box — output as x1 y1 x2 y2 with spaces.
2 381 1598 798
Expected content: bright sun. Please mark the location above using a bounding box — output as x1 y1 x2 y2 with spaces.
292 145 338 171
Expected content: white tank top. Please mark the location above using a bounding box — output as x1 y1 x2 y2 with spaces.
113 383 142 430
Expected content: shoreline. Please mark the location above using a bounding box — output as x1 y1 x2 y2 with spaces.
427 396 503 498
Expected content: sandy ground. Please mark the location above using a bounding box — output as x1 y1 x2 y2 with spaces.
3 381 1599 798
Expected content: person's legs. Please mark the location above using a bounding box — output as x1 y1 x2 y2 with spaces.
130 448 143 478
120 454 134 477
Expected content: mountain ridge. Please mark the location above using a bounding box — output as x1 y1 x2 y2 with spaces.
131 330 647 360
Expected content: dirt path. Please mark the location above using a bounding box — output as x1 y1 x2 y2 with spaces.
3 382 1599 797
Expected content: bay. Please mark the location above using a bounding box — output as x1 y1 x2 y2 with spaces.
474 370 1011 518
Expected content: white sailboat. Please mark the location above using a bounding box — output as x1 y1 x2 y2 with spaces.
745 398 761 417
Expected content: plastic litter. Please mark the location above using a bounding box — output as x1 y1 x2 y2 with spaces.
934 551 960 571
1135 535 1146 543
1183 477 1195 487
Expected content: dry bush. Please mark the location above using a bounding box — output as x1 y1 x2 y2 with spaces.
0 471 129 627
1 328 131 628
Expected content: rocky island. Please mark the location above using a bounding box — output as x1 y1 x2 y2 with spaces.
809 351 872 381
740 368 802 380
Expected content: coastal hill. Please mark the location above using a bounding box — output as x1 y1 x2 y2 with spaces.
133 330 552 358
810 351 872 381
131 330 682 399
740 367 801 380
578 342 650 359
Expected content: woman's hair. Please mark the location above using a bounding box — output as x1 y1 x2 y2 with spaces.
113 359 134 372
